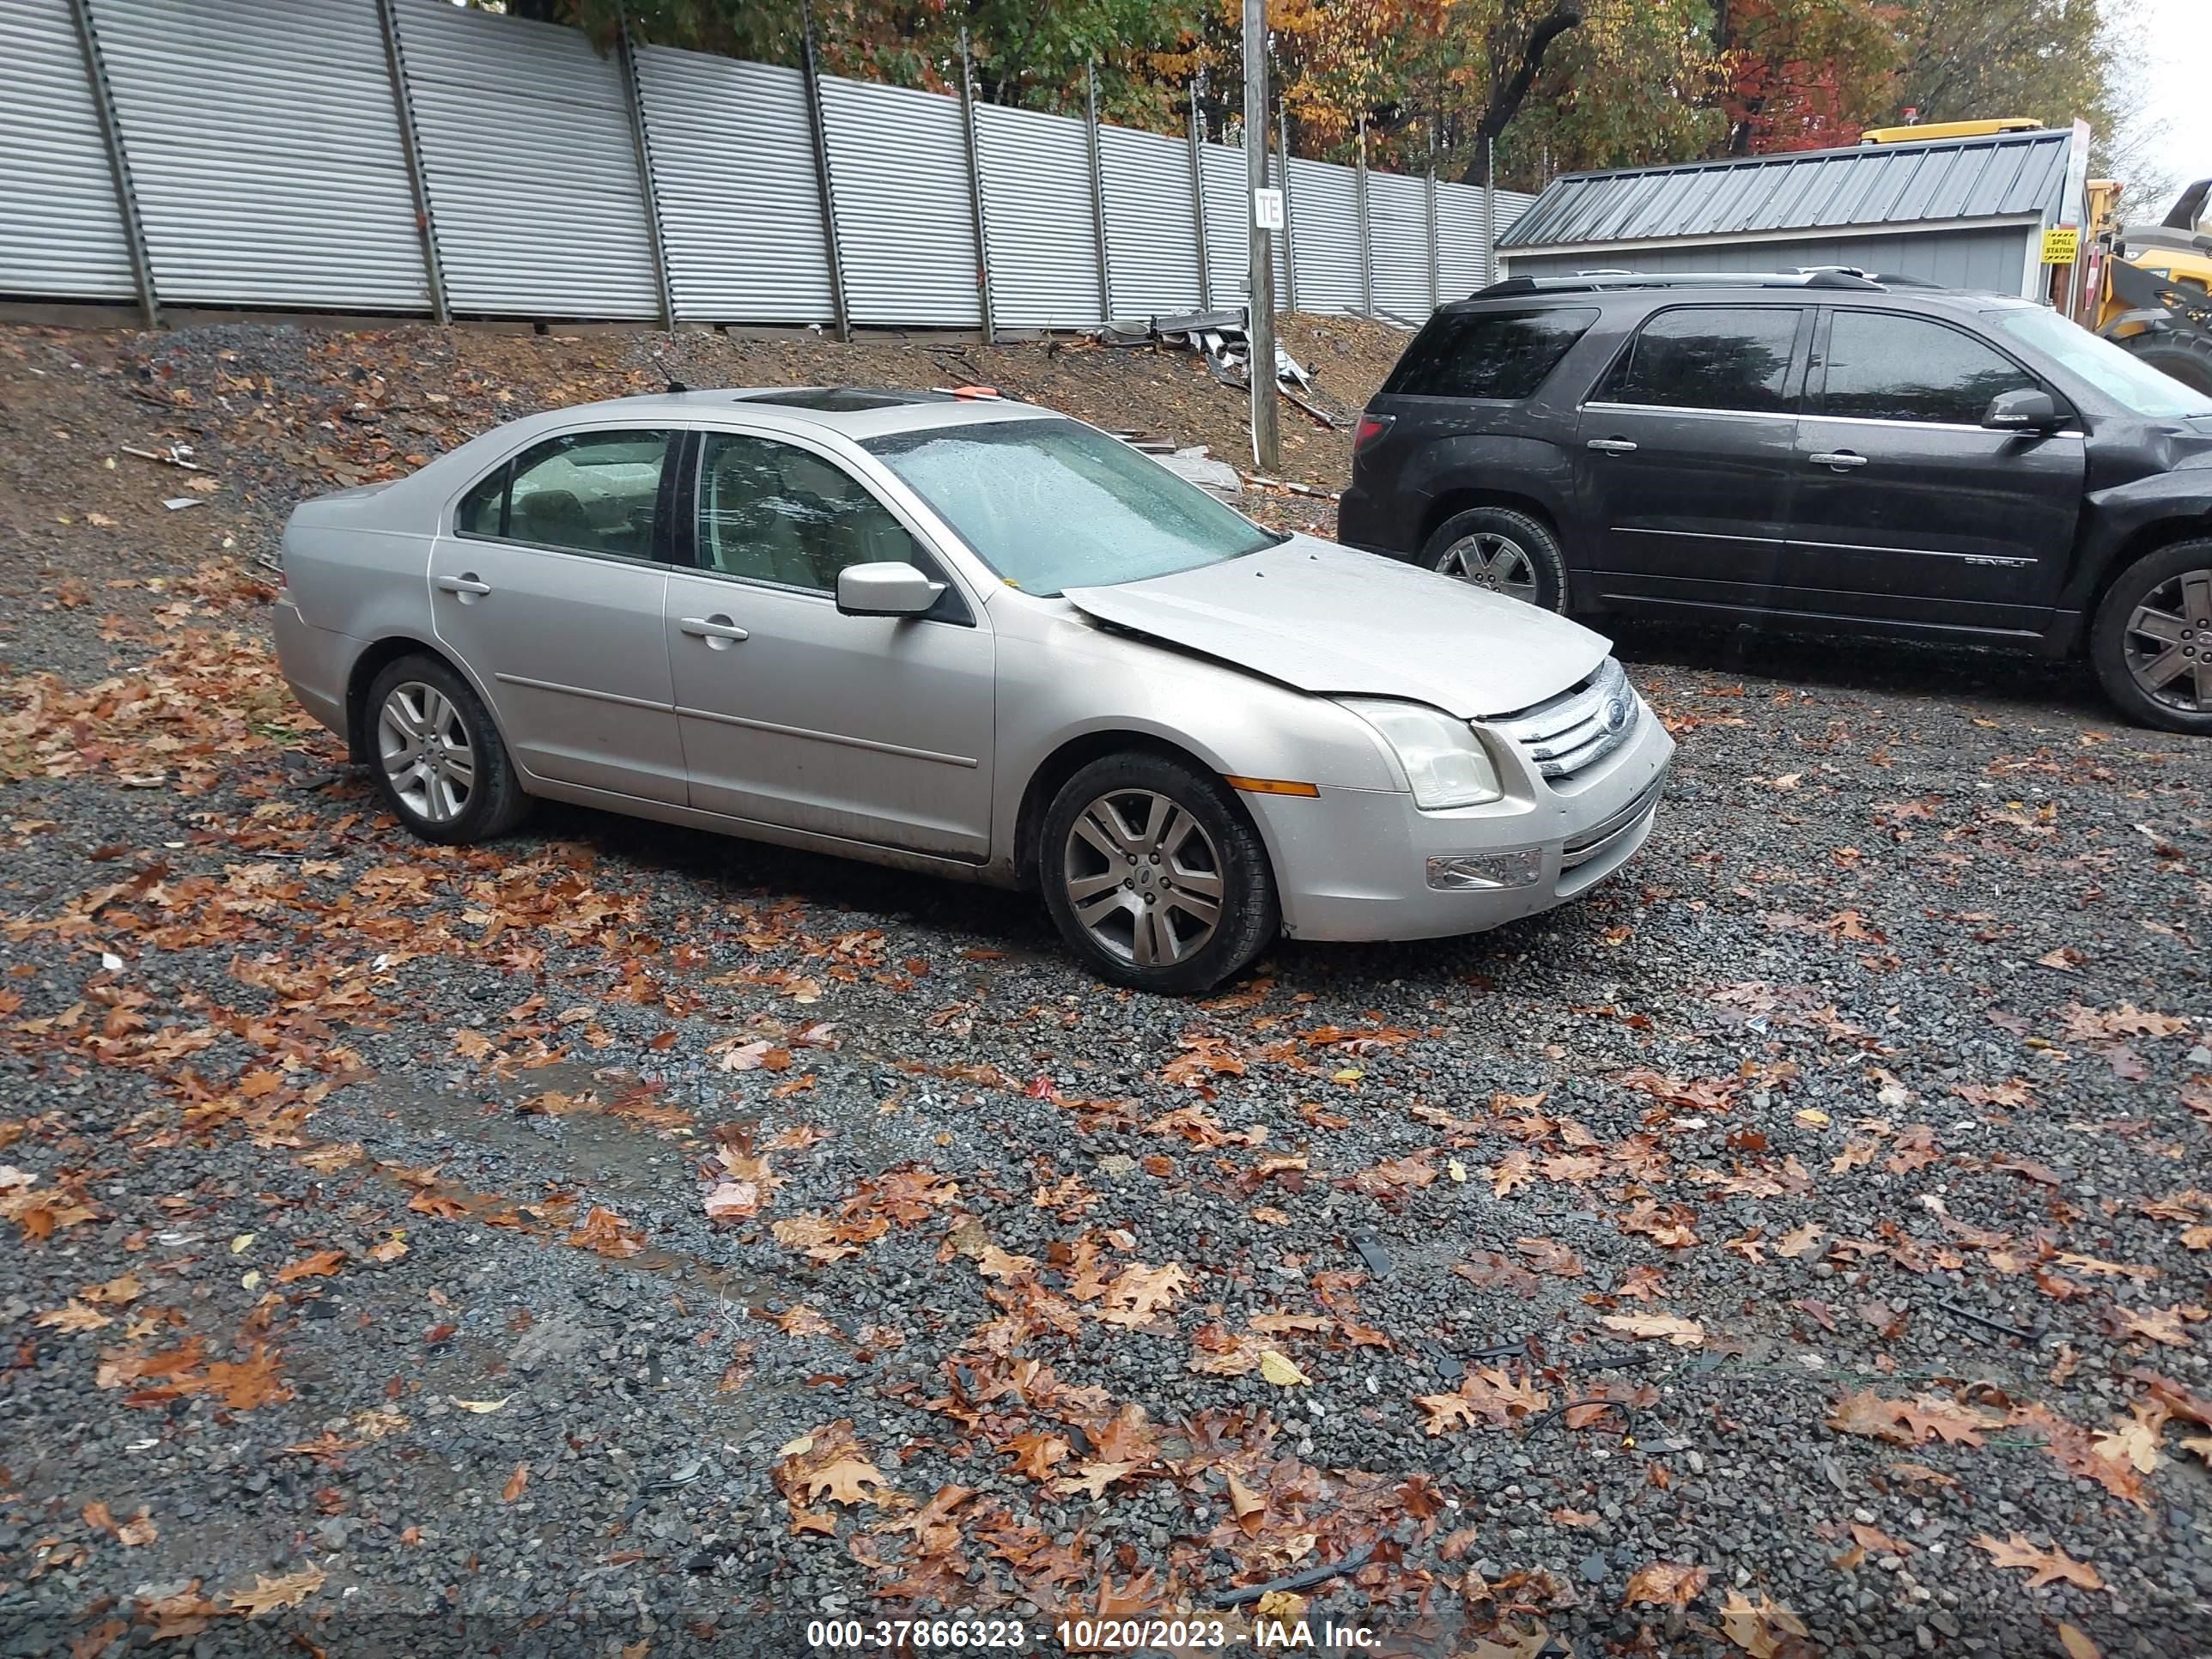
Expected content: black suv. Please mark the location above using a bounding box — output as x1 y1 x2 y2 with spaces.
1340 271 2212 734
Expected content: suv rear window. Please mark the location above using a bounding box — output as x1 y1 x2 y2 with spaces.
1382 307 1599 400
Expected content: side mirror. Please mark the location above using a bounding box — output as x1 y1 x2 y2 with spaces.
1983 387 2063 432
836 561 945 618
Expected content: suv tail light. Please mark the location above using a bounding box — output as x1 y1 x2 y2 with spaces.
1352 412 1395 457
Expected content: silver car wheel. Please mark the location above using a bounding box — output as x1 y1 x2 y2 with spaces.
2124 568 2212 714
377 679 477 824
1437 532 1540 605
1062 787 1224 968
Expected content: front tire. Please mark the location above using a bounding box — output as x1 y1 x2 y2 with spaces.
2089 539 2212 736
1039 753 1278 994
1421 506 1569 613
364 653 532 843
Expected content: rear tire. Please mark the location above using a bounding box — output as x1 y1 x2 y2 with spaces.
1422 506 1569 614
364 653 532 844
2118 331 2212 395
1039 752 1278 994
2088 539 2212 736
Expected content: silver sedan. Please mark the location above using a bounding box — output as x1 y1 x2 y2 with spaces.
271 387 1672 991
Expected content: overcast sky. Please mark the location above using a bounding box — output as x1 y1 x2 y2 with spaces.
2118 0 2211 208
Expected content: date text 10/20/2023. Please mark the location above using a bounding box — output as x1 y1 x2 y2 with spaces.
804 1617 1383 1649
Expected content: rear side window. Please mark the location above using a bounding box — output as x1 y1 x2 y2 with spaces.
458 429 671 559
1819 311 2039 424
1383 307 1599 399
1597 306 1802 414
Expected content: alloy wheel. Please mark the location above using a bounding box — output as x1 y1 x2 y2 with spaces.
377 680 477 823
1061 787 1224 968
1436 532 1540 605
2124 568 2212 714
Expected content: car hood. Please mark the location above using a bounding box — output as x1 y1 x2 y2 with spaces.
1062 537 1611 719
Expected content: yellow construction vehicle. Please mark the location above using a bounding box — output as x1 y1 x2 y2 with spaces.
2088 178 2212 392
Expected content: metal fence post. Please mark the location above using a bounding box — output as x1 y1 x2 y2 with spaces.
1277 102 1297 313
616 18 674 330
1484 135 1497 286
798 0 849 340
1187 79 1210 309
374 0 447 323
957 29 994 342
67 0 156 326
1085 60 1112 325
1355 115 1373 316
1425 154 1439 313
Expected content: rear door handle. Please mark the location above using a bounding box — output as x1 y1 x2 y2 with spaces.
678 614 750 647
1585 438 1638 453
434 572 491 596
1808 451 1869 470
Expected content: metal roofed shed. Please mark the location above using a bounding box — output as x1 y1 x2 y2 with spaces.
1496 126 2076 300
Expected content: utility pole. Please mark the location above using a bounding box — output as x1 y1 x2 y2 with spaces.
1242 0 1279 472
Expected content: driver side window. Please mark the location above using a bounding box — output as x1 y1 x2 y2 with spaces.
696 433 919 592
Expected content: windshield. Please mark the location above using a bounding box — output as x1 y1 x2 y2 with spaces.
1990 307 2212 418
865 418 1281 596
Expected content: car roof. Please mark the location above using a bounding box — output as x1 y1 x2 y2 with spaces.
507 386 1058 442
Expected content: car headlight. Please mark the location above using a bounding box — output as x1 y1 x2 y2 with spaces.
1342 699 1503 808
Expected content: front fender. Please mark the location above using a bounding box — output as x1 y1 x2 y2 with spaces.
989 613 1401 879
2058 465 2212 619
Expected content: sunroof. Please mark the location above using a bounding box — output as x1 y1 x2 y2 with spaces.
740 387 954 412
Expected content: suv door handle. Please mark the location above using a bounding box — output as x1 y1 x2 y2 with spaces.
1808 451 1869 470
678 614 750 648
434 572 491 597
1585 438 1638 454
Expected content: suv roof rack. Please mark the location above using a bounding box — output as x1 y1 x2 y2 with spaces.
1469 270 1890 298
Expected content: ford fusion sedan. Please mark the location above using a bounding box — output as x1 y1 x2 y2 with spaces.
270 388 1673 992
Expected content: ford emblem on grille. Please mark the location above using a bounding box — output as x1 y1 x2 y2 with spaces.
1603 697 1629 734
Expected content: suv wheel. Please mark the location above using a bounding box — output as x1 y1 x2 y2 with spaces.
1423 507 1568 613
365 653 532 843
1039 752 1278 994
2089 539 2212 735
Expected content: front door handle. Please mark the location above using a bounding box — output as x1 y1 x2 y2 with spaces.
1585 438 1638 454
434 572 491 598
1807 451 1869 471
679 614 750 649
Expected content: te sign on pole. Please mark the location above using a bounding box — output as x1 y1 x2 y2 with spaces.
1253 187 1285 232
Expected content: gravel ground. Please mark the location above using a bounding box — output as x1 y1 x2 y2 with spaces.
2 319 2210 1659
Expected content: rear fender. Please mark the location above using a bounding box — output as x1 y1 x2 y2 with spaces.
1400 434 1578 548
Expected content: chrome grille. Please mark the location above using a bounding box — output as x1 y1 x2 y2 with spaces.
1492 657 1640 781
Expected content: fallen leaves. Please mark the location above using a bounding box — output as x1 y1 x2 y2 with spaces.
1414 1367 1548 1435
1599 1312 1705 1346
1091 1261 1191 1328
774 1420 892 1526
224 1563 326 1617
1974 1533 2104 1592
1623 1560 1709 1607
1720 1589 1810 1658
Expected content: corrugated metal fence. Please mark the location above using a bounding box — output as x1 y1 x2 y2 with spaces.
3 0 1534 332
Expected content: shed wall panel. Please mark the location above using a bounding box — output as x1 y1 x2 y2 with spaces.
95 0 428 309
396 0 659 318
635 49 832 324
1502 224 2037 296
821 76 978 328
0 0 135 300
1099 124 1201 319
976 102 1100 328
